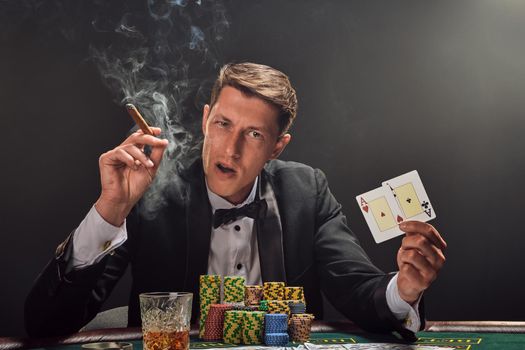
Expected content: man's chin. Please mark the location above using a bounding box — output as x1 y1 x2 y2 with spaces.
207 180 252 204
207 180 236 197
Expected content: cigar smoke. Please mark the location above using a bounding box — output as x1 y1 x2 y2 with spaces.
1 0 229 219
91 0 230 219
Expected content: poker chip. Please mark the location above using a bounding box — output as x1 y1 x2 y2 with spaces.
289 301 307 314
264 313 288 333
263 282 285 300
199 275 221 338
288 315 313 343
242 311 265 344
285 286 305 303
203 304 232 341
223 276 245 303
267 300 290 315
244 285 263 306
231 305 259 311
264 333 289 346
290 313 315 320
223 310 245 344
259 300 269 312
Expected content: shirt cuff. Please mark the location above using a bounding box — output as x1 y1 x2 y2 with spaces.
71 205 128 269
386 272 422 332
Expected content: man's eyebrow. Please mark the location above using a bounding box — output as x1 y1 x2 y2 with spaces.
247 125 271 134
214 113 271 133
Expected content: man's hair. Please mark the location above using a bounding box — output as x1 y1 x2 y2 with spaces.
209 62 298 135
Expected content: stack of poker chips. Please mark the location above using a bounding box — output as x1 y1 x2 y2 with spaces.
288 314 315 343
267 300 290 315
285 286 305 303
264 313 289 346
231 305 259 311
224 276 246 303
223 310 245 344
203 304 232 341
241 311 265 345
259 300 269 312
263 282 285 300
244 285 263 306
199 275 221 338
289 301 307 314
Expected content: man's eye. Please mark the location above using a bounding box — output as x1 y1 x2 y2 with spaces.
248 131 262 139
216 120 228 127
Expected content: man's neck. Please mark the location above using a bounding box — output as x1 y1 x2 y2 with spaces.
206 178 259 210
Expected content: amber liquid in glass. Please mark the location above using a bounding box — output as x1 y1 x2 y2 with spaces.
143 330 190 350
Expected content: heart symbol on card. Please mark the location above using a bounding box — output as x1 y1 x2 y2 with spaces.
362 205 369 213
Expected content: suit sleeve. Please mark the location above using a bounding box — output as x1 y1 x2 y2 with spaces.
24 210 139 337
312 168 423 340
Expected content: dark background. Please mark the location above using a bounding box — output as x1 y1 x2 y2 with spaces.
1 0 525 337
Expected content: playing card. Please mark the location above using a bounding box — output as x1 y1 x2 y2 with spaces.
355 186 405 244
382 170 436 223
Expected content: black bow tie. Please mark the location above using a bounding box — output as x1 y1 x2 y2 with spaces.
213 199 267 229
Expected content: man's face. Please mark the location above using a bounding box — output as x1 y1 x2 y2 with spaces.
202 86 291 204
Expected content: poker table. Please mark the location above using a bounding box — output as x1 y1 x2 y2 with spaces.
2 321 525 350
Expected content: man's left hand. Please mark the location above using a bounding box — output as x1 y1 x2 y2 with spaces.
397 220 447 304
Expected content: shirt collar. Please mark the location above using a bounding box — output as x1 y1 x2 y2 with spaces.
206 177 259 213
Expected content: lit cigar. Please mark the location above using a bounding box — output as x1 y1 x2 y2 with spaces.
125 103 153 135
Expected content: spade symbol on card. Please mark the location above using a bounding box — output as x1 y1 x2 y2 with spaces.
380 212 385 217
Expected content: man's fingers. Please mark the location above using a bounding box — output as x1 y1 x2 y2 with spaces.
102 144 157 170
398 254 437 293
399 249 436 280
401 235 446 270
116 127 168 169
123 145 156 168
134 127 162 136
400 221 447 250
123 128 167 147
102 148 137 170
149 139 169 166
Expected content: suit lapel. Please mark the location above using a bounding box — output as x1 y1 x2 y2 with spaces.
257 170 287 282
183 160 213 291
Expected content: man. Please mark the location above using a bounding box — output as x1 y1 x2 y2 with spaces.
25 63 446 340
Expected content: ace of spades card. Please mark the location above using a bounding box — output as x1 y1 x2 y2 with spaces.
382 170 436 223
355 187 406 243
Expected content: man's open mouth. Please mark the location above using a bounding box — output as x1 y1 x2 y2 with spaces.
217 163 236 174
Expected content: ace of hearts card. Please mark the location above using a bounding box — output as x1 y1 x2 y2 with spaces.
356 170 436 243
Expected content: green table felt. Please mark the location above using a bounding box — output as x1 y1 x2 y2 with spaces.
29 332 525 350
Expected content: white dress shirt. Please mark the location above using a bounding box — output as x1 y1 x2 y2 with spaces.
70 178 420 331
205 178 262 285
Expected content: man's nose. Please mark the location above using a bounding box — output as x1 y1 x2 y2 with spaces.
225 131 242 159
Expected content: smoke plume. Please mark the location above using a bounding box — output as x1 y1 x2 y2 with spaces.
91 0 229 218
1 0 230 219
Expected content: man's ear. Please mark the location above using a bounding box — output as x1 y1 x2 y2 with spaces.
270 133 292 159
202 104 210 135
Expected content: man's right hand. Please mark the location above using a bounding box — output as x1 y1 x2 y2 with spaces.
94 127 169 226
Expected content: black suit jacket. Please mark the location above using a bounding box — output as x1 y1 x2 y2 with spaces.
25 159 422 339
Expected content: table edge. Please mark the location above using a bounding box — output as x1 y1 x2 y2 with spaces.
3 321 525 350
